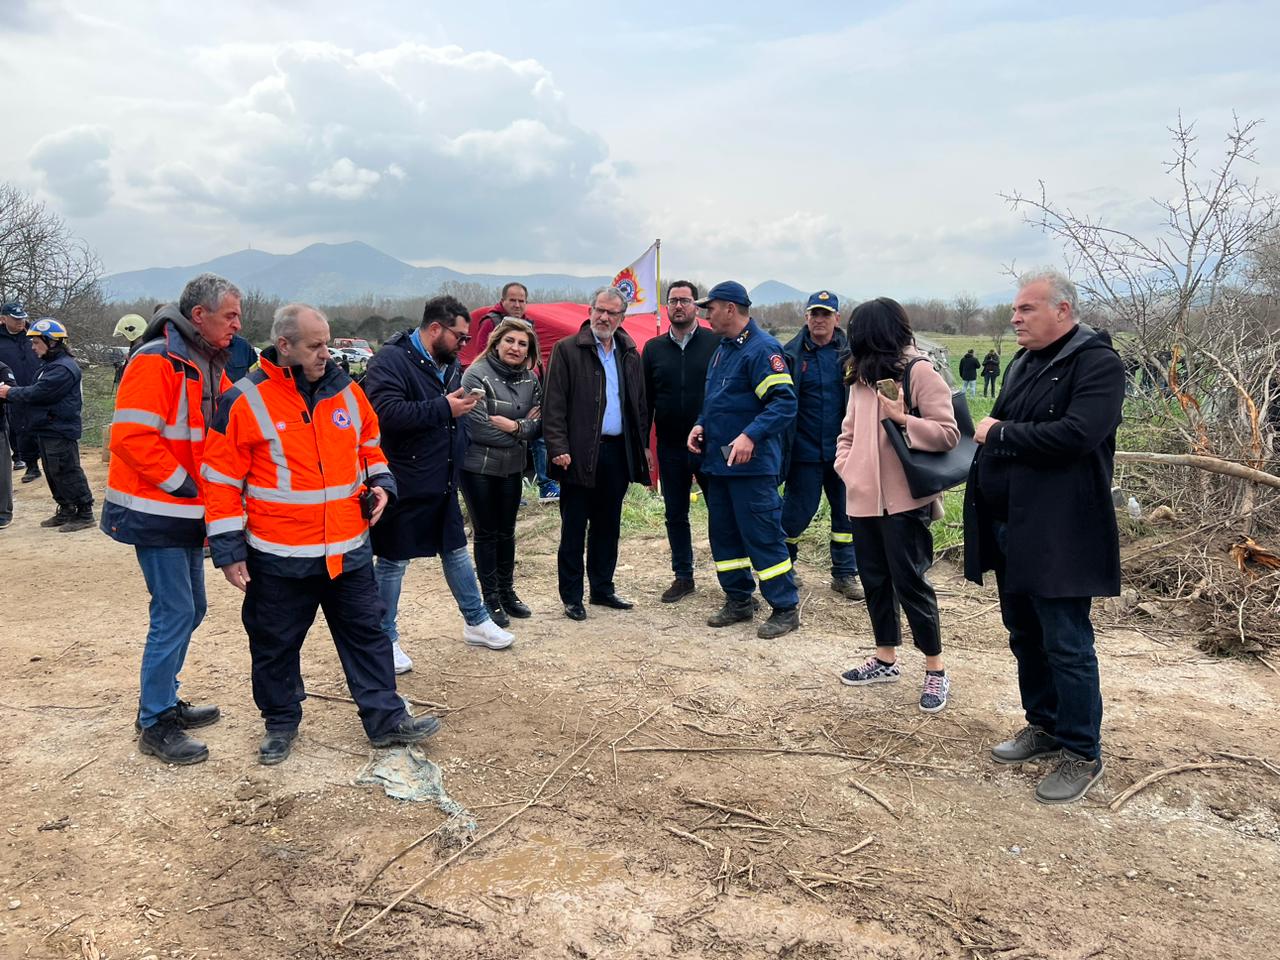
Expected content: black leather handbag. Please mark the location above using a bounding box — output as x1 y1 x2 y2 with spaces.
880 357 978 499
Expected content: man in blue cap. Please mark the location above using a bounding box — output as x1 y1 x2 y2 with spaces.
687 281 801 638
781 291 862 599
0 302 40 482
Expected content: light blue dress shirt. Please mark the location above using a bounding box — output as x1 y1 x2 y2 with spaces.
595 334 623 436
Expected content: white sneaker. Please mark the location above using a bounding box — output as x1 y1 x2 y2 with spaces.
391 640 414 674
463 618 515 650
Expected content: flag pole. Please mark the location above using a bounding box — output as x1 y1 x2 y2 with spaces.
654 238 662 336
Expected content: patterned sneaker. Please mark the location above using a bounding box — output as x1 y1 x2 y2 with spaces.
840 656 901 686
919 672 950 713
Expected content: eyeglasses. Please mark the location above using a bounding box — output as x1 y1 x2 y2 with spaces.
591 306 625 320
667 297 694 306
445 327 472 345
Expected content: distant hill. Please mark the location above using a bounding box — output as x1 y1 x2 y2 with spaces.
748 280 809 305
103 241 613 304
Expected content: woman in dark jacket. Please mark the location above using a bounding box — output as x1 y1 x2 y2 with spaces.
0 318 95 531
981 350 1001 397
460 319 542 624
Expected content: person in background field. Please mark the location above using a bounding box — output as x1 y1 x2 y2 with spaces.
965 268 1125 805
959 348 980 399
112 314 147 390
0 301 40 482
460 318 542 623
688 281 801 639
102 273 240 764
203 303 438 764
225 333 257 384
0 357 14 529
0 318 95 532
642 280 717 603
543 285 649 621
834 297 958 713
364 295 515 673
982 349 1001 397
781 290 863 601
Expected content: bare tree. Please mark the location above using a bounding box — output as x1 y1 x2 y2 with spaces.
952 293 981 336
0 182 103 326
984 303 1012 351
1003 113 1280 521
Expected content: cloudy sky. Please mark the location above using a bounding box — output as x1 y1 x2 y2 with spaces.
2 0 1278 299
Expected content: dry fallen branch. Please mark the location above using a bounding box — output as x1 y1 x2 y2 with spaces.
1114 452 1280 490
848 780 898 818
683 796 772 825
664 824 716 852
1109 761 1243 811
618 743 963 773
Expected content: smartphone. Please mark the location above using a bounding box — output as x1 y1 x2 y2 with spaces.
720 445 734 461
875 378 899 401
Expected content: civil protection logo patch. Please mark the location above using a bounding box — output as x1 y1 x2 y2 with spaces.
769 354 786 373
611 267 642 305
332 408 352 429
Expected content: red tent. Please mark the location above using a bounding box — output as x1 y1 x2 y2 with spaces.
461 302 677 369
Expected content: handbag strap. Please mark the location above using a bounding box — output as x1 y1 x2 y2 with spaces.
900 356 931 416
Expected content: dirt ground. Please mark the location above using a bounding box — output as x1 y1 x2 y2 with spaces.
2 455 1278 960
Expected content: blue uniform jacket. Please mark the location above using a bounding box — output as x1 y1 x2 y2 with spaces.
697 318 797 478
9 350 83 440
783 325 848 464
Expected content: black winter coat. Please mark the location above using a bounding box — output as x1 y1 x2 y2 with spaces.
9 348 83 440
543 322 649 488
963 325 1125 598
959 353 980 380
0 359 15 432
363 330 468 560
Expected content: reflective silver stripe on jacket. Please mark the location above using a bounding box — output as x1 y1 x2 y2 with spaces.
237 379 293 492
365 461 391 478
246 530 369 558
245 479 363 504
158 466 190 494
112 408 164 429
207 516 246 536
202 465 245 489
104 487 205 519
341 386 362 437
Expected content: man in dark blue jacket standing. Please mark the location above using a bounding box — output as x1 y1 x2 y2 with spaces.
364 295 515 674
0 318 94 531
0 301 40 482
688 281 800 639
781 291 862 600
0 358 14 528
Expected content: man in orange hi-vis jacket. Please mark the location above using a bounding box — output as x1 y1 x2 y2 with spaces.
202 302 440 766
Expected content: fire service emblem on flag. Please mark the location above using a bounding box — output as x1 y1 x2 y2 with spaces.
612 267 645 305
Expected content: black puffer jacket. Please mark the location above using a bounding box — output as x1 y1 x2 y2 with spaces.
8 345 83 440
460 354 541 477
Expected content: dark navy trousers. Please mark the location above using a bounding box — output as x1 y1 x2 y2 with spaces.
781 460 857 577
241 557 406 738
703 473 798 611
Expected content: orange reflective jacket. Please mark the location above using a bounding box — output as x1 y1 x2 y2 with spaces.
202 351 395 579
101 322 231 547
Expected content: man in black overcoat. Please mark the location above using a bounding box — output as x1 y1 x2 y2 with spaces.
965 269 1125 805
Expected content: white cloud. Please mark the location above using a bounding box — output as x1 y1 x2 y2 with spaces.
28 125 112 216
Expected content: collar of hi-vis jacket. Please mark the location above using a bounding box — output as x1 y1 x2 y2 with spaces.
257 347 351 400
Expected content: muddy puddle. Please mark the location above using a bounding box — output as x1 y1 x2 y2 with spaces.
429 832 623 898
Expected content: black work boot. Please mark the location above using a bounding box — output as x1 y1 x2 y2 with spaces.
59 504 96 532
20 465 41 484
707 596 758 627
370 713 442 748
138 708 209 765
40 505 70 528
135 699 222 735
258 729 298 766
757 606 801 639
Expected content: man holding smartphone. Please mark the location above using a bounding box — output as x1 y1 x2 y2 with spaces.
364 296 515 673
688 281 800 638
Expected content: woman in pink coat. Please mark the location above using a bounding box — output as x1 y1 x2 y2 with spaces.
833 298 959 712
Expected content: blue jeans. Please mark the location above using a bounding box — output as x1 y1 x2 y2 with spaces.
963 378 978 398
135 546 207 728
532 437 553 494
993 521 1102 759
656 445 705 579
375 547 489 641
781 460 857 578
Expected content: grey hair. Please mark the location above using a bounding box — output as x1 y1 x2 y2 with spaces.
271 302 327 344
178 272 242 319
1018 267 1078 317
590 285 628 311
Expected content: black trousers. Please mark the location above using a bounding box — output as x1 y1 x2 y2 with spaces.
656 444 706 579
557 437 630 604
460 469 522 597
37 436 93 508
8 409 37 466
848 507 942 656
241 558 406 738
982 373 999 397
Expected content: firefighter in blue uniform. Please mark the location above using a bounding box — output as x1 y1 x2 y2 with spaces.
781 291 863 599
687 281 801 639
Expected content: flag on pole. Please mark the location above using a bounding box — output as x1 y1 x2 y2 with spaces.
612 241 660 316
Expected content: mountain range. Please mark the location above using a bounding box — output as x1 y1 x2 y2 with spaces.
103 241 812 307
